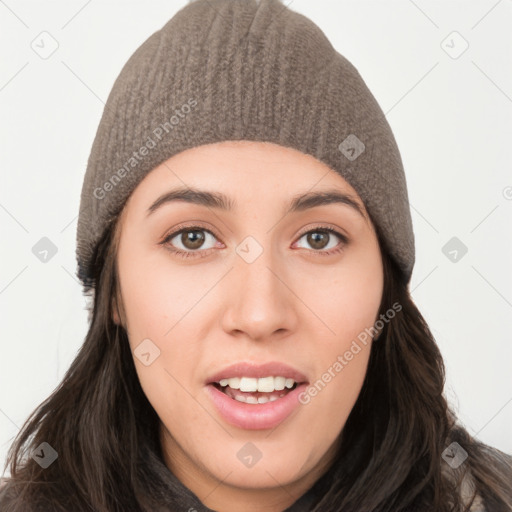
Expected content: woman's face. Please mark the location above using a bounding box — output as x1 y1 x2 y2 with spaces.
113 140 383 510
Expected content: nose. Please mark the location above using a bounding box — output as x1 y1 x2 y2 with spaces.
220 246 298 342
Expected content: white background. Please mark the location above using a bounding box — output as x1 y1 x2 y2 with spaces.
1 0 511 477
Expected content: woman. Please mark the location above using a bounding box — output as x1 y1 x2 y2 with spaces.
1 0 511 510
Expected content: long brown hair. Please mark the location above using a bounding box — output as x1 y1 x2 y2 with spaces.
1 213 511 511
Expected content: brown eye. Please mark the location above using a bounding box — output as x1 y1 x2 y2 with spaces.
295 228 346 253
164 228 217 253
306 232 330 250
180 230 206 250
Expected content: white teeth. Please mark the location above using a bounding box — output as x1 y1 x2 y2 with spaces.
227 377 241 389
218 376 298 392
257 376 274 392
232 392 288 404
234 393 260 404
274 376 286 390
239 377 258 392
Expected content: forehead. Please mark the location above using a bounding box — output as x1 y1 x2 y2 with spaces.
127 140 364 205
114 140 371 236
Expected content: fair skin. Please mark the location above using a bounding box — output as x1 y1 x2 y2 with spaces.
112 140 384 512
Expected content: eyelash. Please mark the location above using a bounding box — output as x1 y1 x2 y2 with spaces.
159 223 349 259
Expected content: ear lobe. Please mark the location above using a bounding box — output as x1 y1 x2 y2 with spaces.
111 293 124 328
112 306 121 326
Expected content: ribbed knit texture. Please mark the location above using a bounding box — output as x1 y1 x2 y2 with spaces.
75 0 415 292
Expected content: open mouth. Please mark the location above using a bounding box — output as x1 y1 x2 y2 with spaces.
211 377 300 404
206 373 309 429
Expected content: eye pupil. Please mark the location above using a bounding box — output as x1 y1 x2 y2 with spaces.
182 230 205 249
308 232 329 249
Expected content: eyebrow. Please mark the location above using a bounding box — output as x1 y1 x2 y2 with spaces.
146 186 367 221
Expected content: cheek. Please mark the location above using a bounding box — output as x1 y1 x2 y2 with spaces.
118 246 195 339
297 327 373 462
117 238 219 364
297 247 383 345
117 250 200 397
294 247 382 444
118 257 211 444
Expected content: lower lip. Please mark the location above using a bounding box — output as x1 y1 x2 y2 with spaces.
205 383 308 430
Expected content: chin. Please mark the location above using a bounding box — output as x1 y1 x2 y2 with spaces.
202 442 314 488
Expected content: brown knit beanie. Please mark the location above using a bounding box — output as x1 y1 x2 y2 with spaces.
75 0 415 293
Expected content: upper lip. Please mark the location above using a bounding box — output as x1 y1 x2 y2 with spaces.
206 362 309 385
